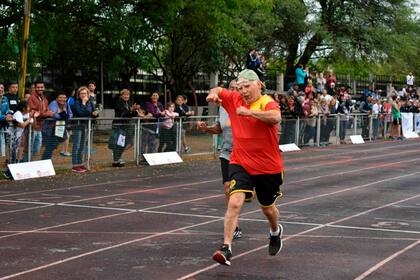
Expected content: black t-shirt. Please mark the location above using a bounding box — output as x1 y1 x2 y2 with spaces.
5 93 19 113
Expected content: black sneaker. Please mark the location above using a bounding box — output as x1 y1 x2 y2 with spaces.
212 244 232 266
233 226 242 240
268 224 284 256
2 170 12 180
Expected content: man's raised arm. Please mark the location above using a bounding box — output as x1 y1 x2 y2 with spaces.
206 87 223 104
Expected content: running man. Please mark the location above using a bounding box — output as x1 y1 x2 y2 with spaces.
206 69 284 266
197 80 243 239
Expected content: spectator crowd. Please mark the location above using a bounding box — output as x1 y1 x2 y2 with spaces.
272 66 418 146
0 80 194 178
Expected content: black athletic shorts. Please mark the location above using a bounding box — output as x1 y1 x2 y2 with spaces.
228 164 284 207
220 158 230 183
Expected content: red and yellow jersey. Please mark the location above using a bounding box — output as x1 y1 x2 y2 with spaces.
220 89 283 175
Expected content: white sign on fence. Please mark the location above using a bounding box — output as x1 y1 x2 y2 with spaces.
403 131 419 139
279 143 301 152
401 113 414 138
143 152 183 166
415 113 420 133
350 135 365 144
8 160 55 180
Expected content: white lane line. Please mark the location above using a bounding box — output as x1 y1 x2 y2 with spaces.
0 205 51 215
0 200 52 206
286 148 419 171
175 192 420 280
286 235 420 242
0 212 133 240
1 230 417 242
0 174 172 198
353 240 420 280
287 157 420 185
285 141 420 163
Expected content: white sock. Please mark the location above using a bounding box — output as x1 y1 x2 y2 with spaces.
270 226 280 236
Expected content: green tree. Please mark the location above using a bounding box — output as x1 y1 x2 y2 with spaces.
265 0 419 82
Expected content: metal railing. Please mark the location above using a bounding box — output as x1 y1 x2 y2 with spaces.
1 112 416 172
279 113 395 147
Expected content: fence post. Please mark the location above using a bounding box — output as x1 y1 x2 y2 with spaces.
353 114 358 136
316 115 321 147
87 118 91 170
27 125 32 161
178 118 183 155
176 119 180 153
213 116 219 158
136 118 141 165
336 115 340 144
369 114 373 141
208 73 219 116
0 130 4 157
295 116 300 146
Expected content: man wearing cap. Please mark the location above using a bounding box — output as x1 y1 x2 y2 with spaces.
206 69 284 266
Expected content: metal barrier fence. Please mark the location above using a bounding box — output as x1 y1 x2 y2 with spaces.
0 113 411 172
0 116 219 171
279 113 394 147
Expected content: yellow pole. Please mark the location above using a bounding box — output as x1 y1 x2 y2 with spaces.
19 0 32 100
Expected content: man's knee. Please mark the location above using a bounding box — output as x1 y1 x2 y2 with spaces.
227 192 245 211
261 205 278 217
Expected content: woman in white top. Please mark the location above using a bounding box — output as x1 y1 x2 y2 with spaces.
8 101 36 163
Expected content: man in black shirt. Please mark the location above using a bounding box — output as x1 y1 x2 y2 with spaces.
6 82 19 113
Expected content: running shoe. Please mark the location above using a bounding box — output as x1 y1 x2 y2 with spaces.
184 146 191 153
268 224 284 256
112 162 125 167
212 244 232 266
72 166 86 173
2 170 12 180
79 166 88 172
60 151 72 157
233 226 242 239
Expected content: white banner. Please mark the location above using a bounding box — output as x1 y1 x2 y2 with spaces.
350 135 365 144
279 143 301 152
415 113 420 133
143 152 183 166
401 113 414 137
8 160 55 180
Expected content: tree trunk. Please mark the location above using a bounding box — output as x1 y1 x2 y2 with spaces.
297 32 323 67
284 41 299 90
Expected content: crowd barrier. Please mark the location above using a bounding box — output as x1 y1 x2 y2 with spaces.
0 113 418 171
0 116 218 170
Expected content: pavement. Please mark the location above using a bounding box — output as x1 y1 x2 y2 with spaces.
0 139 419 280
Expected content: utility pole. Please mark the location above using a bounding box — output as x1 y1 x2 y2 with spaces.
19 0 32 100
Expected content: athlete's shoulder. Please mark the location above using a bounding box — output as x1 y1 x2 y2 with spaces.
251 95 278 111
